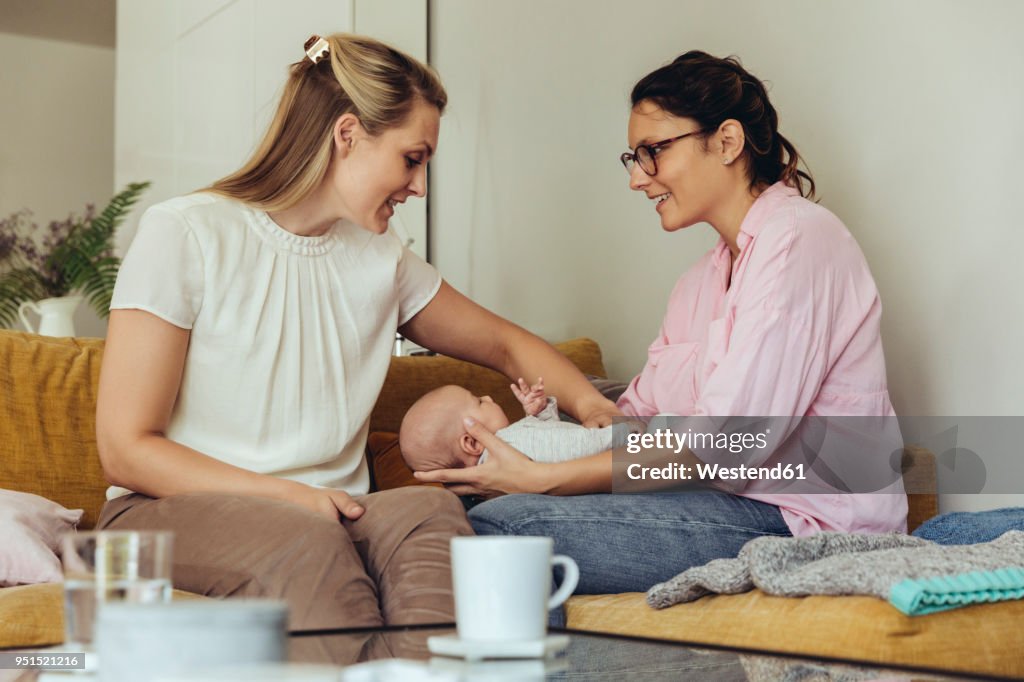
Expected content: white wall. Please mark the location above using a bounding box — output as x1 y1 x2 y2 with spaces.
0 32 114 338
429 0 1024 513
114 0 355 255
114 0 432 258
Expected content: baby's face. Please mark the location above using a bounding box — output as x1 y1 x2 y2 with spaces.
462 392 511 433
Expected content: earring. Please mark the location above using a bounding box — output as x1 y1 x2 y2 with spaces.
723 157 733 165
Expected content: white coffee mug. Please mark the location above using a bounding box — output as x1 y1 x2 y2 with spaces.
451 536 579 642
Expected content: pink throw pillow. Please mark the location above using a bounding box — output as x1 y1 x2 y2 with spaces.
0 489 84 587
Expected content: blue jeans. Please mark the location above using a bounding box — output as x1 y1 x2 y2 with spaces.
469 490 791 595
912 507 1024 545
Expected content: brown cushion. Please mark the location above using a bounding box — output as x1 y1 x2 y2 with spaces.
0 582 206 649
366 432 442 492
565 591 1024 677
364 338 607 492
368 338 608 434
0 331 108 529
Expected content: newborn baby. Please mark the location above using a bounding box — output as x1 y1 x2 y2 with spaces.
399 378 614 472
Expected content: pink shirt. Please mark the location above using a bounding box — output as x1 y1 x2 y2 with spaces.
617 182 907 536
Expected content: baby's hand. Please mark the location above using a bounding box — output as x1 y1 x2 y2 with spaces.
511 377 547 416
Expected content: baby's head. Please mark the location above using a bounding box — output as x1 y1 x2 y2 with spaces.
399 385 511 472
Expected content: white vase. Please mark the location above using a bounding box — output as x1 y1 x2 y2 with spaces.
18 294 83 337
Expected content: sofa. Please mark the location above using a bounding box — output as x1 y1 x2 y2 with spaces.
1 329 1021 677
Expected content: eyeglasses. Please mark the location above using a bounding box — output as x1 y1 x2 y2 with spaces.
620 130 706 176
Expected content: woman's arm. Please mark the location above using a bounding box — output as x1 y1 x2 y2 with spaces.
400 281 620 426
96 309 363 520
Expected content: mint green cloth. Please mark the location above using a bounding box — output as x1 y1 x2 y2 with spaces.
889 567 1024 615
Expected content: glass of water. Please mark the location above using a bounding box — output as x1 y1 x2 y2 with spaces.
60 530 173 649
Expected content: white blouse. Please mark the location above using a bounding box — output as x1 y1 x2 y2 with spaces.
107 193 441 500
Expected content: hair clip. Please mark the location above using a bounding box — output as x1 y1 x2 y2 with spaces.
305 35 330 64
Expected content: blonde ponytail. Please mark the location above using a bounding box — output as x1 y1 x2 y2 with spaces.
206 33 446 212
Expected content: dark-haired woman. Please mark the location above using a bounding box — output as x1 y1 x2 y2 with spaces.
418 51 906 594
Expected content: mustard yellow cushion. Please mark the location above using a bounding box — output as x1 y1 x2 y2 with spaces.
0 331 108 529
0 583 206 649
565 591 1024 677
0 333 607 530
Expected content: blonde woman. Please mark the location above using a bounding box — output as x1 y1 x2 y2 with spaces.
95 34 619 629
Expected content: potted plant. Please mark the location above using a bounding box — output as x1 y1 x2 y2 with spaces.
0 182 150 335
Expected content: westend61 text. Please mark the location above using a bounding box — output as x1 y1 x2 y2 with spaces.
626 462 807 481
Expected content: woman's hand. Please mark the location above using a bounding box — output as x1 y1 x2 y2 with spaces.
281 481 365 522
413 418 545 497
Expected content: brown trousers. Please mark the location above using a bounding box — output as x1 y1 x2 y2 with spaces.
96 486 473 632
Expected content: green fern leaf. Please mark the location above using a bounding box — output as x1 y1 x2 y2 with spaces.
63 181 150 318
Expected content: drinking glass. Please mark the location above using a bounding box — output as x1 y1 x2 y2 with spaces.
60 530 173 649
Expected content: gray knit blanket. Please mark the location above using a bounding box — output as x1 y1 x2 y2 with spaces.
647 530 1024 608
